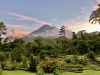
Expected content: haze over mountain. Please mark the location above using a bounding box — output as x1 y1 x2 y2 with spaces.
22 25 73 41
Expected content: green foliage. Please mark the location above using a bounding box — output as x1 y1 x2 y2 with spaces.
59 26 66 38
36 69 44 75
0 52 6 69
0 69 2 75
56 59 67 71
29 55 38 72
53 69 62 75
40 57 56 73
11 48 22 62
64 55 78 64
89 5 100 24
0 22 100 73
72 32 77 39
21 56 29 69
65 55 88 66
0 22 7 43
77 57 88 65
86 51 96 61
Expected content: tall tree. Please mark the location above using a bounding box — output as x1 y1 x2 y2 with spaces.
59 25 66 38
72 32 77 39
0 22 7 43
89 4 100 24
77 30 86 40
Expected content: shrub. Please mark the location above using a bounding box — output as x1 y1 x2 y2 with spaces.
56 60 67 71
36 69 44 75
64 55 73 63
86 51 96 61
64 57 71 63
72 55 78 64
40 57 56 73
53 69 62 75
64 55 78 64
11 48 22 62
0 52 6 69
4 60 16 70
66 64 83 72
77 57 88 65
29 55 38 72
21 56 29 70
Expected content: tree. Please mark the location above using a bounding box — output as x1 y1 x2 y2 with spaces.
77 30 87 40
0 22 7 43
59 26 66 38
3 36 13 43
89 4 100 24
72 32 77 39
29 55 38 72
10 38 25 48
0 52 6 69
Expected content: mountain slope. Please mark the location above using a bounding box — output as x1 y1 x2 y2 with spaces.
22 25 72 41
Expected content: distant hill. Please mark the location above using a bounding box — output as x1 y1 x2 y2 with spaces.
22 25 73 41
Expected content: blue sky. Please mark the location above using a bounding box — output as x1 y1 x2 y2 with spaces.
0 0 99 36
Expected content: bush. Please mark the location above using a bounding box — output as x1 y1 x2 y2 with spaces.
86 51 96 61
64 55 73 63
29 55 38 72
53 69 62 75
0 52 6 69
11 48 22 62
36 69 44 75
64 55 78 64
66 64 83 72
21 56 29 70
56 60 67 71
77 57 88 65
40 57 56 73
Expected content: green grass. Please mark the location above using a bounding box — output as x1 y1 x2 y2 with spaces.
2 71 35 75
62 70 100 75
2 70 100 75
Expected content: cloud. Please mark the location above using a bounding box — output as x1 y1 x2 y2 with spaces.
10 28 29 37
7 25 29 37
8 12 51 25
6 24 38 37
64 19 100 33
64 19 88 32
67 1 100 33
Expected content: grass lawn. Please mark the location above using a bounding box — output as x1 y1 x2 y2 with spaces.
2 70 100 75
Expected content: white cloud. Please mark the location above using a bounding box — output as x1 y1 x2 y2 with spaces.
8 12 51 25
64 19 100 33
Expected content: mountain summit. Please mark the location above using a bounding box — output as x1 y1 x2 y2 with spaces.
22 25 72 41
30 24 58 34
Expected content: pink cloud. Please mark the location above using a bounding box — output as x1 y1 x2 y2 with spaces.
8 12 51 25
6 24 37 37
10 28 29 37
7 27 29 37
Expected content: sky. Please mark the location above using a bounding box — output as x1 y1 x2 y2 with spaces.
0 0 100 37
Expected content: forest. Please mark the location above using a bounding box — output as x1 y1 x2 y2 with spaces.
0 21 100 75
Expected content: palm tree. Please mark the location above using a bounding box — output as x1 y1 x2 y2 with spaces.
89 4 100 24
